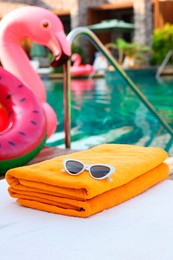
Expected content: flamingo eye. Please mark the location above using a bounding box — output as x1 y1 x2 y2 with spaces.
41 20 51 30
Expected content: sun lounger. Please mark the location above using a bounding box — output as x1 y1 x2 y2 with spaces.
0 178 173 259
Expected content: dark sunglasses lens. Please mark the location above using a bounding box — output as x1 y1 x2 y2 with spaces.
66 160 84 174
90 165 110 179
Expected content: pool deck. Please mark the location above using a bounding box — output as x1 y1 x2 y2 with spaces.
40 66 173 79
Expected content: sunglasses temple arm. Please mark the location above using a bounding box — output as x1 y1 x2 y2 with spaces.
107 176 112 182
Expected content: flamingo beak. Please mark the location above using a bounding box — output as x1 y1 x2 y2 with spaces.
48 31 71 67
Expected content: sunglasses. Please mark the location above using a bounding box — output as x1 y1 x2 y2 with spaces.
62 158 115 181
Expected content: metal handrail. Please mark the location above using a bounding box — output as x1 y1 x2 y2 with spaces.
156 50 173 78
63 27 173 148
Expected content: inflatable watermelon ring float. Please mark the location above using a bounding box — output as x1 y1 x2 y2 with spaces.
0 67 47 174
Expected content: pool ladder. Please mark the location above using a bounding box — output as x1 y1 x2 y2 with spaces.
63 27 173 149
156 50 173 78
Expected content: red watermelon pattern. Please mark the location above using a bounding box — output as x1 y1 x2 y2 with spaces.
0 67 47 173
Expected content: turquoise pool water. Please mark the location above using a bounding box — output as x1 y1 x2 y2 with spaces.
44 70 173 155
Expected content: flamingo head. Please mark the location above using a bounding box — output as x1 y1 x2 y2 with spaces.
0 6 71 67
71 53 82 66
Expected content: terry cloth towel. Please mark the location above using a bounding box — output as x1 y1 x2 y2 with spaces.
5 144 169 218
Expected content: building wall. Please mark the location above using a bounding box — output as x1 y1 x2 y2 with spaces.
0 0 162 58
105 0 133 4
107 0 153 45
133 0 153 46
78 0 107 26
73 0 152 62
0 0 153 46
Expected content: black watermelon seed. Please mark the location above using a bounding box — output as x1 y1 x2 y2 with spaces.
18 131 26 136
8 141 15 146
18 84 23 88
20 97 26 102
31 120 37 125
0 76 2 80
6 94 12 99
33 110 39 113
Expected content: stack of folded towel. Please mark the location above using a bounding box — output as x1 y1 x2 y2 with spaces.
5 144 169 218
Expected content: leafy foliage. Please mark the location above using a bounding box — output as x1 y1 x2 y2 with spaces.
106 38 151 67
151 23 173 65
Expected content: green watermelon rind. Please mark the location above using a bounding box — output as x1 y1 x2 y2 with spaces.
0 134 47 175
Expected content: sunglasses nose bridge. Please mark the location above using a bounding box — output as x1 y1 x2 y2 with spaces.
85 164 90 172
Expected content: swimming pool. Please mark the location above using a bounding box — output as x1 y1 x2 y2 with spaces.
44 70 173 155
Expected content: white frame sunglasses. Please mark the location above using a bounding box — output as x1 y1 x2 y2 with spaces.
62 158 115 181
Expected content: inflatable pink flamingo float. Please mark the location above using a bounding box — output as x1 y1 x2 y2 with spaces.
0 6 71 173
0 6 70 137
70 53 95 77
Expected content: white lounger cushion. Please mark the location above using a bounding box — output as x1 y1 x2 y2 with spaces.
0 179 173 260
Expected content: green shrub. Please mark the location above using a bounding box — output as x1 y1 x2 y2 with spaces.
106 38 151 67
151 23 173 65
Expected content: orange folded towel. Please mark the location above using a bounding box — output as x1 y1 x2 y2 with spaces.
5 144 169 218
